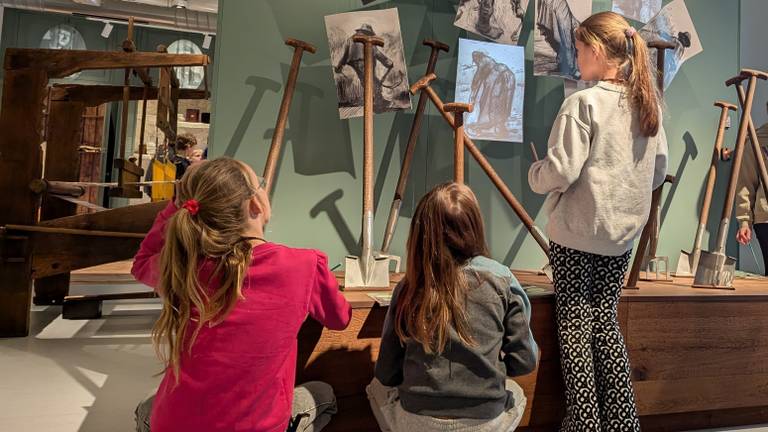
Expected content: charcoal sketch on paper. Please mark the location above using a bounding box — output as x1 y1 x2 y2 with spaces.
639 0 702 89
454 0 529 45
612 0 661 24
325 8 411 119
533 0 593 80
455 38 525 142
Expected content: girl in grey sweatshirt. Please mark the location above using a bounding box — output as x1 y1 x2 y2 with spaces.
528 12 667 432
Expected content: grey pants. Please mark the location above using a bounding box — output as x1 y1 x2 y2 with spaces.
366 378 526 432
135 381 338 432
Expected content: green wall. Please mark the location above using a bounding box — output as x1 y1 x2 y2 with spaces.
211 0 741 271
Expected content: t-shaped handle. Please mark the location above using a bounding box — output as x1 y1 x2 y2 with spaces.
726 69 768 87
352 34 385 47
443 102 474 114
647 40 676 50
285 38 317 54
714 100 738 111
410 73 437 95
423 39 450 53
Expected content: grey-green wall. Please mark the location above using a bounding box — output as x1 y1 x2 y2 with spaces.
211 0 742 271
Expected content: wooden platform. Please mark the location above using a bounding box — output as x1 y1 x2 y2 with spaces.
297 271 768 432
70 263 768 430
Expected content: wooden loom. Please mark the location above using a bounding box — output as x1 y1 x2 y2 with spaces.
0 25 209 336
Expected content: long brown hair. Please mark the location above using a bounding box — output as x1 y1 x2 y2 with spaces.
575 11 660 137
153 157 258 381
395 183 490 354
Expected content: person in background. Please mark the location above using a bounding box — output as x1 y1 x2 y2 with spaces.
188 145 206 164
735 101 768 274
368 182 538 432
132 158 352 432
528 12 667 431
171 133 197 179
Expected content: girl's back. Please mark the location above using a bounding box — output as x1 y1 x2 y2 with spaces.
376 255 537 419
370 183 538 431
132 159 350 432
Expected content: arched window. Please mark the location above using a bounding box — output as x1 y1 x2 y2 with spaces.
167 39 205 89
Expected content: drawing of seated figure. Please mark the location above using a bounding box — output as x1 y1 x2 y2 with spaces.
537 0 580 78
469 51 516 136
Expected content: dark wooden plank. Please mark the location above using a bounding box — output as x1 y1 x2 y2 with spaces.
5 48 209 79
30 232 144 278
639 406 768 432
38 200 166 233
323 394 380 432
0 68 49 337
34 99 86 305
50 85 208 106
634 374 768 415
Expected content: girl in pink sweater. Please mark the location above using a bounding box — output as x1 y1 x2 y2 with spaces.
131 158 352 432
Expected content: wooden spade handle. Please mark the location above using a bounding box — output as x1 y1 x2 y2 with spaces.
423 39 449 53
285 38 317 54
443 102 474 114
352 35 384 47
647 40 676 50
714 100 738 111
410 73 437 95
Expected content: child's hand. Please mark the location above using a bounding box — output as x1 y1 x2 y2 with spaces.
736 226 752 245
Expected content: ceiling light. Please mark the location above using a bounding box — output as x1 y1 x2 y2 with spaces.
170 0 188 8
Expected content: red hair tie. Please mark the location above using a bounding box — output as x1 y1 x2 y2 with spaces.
182 199 200 215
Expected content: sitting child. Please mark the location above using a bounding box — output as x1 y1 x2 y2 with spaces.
132 157 351 432
369 182 539 432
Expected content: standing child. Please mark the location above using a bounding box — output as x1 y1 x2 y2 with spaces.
131 158 352 432
368 183 538 432
528 12 668 431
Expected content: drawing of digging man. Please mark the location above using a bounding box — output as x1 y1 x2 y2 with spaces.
334 23 395 112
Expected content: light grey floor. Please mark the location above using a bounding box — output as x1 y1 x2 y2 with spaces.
1 284 767 432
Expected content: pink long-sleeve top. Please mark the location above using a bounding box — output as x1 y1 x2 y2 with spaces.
131 202 352 432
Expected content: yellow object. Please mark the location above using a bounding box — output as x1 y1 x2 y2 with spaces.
151 160 176 202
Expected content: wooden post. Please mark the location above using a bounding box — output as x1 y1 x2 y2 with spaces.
33 99 86 305
0 69 49 337
444 102 474 184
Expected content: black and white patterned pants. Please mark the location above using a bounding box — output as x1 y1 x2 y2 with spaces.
550 242 641 432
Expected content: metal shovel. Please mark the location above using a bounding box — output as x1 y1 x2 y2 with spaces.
694 69 767 289
676 101 737 277
344 34 393 290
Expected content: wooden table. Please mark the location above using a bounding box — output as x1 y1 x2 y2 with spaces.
298 271 768 431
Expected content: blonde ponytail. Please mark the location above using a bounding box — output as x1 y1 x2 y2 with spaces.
575 11 661 137
153 158 258 382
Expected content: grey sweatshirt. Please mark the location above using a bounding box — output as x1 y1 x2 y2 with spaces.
735 123 768 228
528 81 668 256
374 256 539 420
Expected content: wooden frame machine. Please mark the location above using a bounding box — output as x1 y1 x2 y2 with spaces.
0 20 209 337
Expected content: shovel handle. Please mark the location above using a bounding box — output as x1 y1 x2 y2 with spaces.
410 73 437 95
285 38 316 54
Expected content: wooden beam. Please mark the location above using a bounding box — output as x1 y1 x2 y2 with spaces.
37 200 167 233
29 232 144 278
0 68 49 337
51 84 207 106
5 48 209 79
34 99 85 305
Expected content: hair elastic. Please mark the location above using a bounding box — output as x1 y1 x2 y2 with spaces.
182 199 200 215
625 27 636 38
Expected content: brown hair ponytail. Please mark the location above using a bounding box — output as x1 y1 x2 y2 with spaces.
575 11 660 137
153 158 258 381
394 183 489 354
